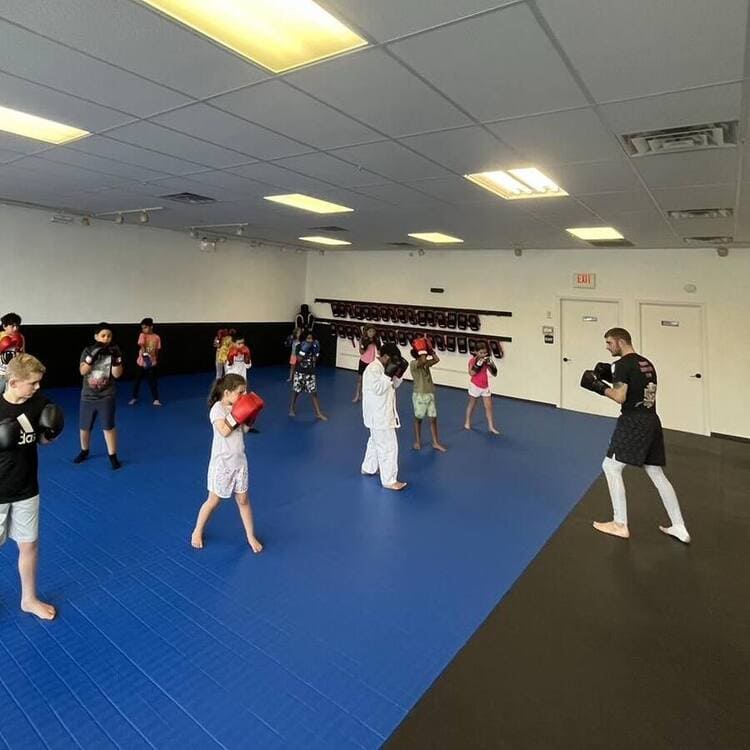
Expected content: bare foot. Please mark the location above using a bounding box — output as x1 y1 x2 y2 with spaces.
464 423 472 430
593 521 630 539
286 377 292 382
248 536 263 554
21 598 56 620
413 442 421 451
361 470 378 476
288 410 296 417
190 531 204 549
153 400 162 407
352 397 360 404
316 413 329 421
128 398 137 405
432 443 448 452
489 427 500 435
384 481 407 491
659 525 691 544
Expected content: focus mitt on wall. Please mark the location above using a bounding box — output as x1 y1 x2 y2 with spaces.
426 311 435 327
468 338 478 354
457 336 468 353
489 340 504 359
447 312 457 328
397 331 408 346
436 311 446 328
446 335 456 352
398 308 407 323
434 334 445 351
467 313 480 331
417 309 427 326
457 313 468 330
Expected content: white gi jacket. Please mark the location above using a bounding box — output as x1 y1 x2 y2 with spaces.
362 359 401 429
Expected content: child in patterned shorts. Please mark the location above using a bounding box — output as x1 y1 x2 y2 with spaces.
409 339 447 452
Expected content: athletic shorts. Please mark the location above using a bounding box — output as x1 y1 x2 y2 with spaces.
0 495 40 545
80 397 116 431
607 412 666 467
358 359 370 375
207 459 249 498
293 372 317 393
412 392 437 419
468 383 491 398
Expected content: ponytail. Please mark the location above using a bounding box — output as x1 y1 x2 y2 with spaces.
208 373 246 407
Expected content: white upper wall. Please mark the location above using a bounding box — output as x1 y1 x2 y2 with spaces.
306 246 750 439
1 203 306 324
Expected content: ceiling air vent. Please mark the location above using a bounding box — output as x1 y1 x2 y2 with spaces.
667 208 733 220
621 121 738 157
683 235 733 245
583 238 634 248
310 225 348 232
388 241 417 247
160 192 216 204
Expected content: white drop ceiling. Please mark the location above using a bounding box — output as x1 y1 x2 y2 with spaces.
0 0 748 250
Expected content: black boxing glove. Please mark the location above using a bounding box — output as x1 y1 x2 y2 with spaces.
593 362 613 384
84 344 108 365
0 417 21 451
580 370 609 396
39 403 64 441
384 355 408 379
109 344 123 366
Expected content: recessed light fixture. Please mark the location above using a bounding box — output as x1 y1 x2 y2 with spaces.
408 232 464 244
0 104 89 144
566 227 624 241
140 0 367 73
465 168 567 200
265 193 353 214
299 235 351 246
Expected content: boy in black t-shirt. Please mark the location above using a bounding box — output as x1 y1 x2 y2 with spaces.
0 354 64 620
289 330 327 420
74 323 124 469
580 327 690 544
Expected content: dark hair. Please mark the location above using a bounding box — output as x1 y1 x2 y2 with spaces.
208 373 246 407
410 347 419 359
302 329 316 340
476 341 488 352
95 322 112 334
604 327 632 345
1 312 21 327
140 317 154 327
379 342 400 359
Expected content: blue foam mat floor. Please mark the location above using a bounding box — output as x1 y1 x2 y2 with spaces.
0 367 613 749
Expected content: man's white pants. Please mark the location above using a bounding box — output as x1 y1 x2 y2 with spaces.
361 428 399 487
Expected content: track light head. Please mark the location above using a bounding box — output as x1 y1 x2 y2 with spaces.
717 245 729 257
139 211 149 224
81 216 91 227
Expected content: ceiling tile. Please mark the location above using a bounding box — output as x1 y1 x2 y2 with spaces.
547 160 643 195
0 19 191 117
286 47 471 137
651 184 737 212
634 149 738 190
227 162 336 194
576 190 657 214
67 136 209 175
399 126 516 174
210 81 381 149
271 153 383 188
389 4 589 122
403 176 499 204
3 156 131 192
352 182 443 207
324 0 514 42
536 0 747 101
599 84 742 135
34 147 172 182
488 108 624 165
151 104 310 160
105 122 253 168
329 141 451 181
605 209 680 246
0 0 269 98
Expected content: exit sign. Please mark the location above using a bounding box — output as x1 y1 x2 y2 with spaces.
573 272 596 289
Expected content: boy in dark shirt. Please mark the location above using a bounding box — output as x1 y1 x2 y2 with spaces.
580 327 690 543
0 354 64 619
74 323 124 469
289 330 327 420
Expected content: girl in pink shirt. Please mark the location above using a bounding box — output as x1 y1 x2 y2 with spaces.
129 317 162 406
464 342 499 434
352 325 380 403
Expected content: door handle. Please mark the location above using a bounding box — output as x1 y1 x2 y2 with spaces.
563 357 571 362
690 373 702 379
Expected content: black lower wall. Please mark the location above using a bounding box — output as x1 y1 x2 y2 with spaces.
19 321 339 388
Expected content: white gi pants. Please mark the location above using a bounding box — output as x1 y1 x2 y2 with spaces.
361 428 399 487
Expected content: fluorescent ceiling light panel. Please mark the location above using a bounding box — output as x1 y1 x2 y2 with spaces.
140 0 367 73
566 227 624 241
465 168 567 200
0 104 89 144
299 235 351 245
408 232 464 244
264 193 353 214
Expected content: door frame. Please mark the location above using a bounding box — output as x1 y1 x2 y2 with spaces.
636 300 710 435
557 295 622 408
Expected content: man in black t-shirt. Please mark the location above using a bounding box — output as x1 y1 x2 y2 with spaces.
580 327 690 544
0 354 64 620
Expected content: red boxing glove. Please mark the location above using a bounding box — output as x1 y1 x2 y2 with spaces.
413 337 430 356
226 392 264 429
0 332 24 353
